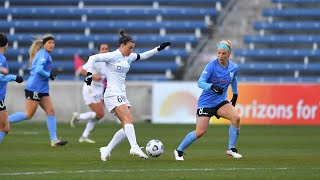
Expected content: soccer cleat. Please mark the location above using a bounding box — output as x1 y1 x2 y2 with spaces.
51 139 68 147
226 148 242 159
79 137 96 143
70 112 79 128
130 146 149 159
99 147 111 161
174 149 184 161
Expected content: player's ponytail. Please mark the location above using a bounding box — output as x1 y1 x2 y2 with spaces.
117 29 134 47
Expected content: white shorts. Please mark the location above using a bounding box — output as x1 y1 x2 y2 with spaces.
104 95 131 115
82 85 104 105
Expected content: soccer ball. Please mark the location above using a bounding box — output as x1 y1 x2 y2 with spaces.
145 139 164 157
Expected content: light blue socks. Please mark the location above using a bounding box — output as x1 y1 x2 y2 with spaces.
0 131 6 143
46 115 57 141
177 131 197 152
228 125 240 149
8 112 27 123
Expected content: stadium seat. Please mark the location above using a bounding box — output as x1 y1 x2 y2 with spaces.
243 35 320 44
262 8 320 17
238 75 320 83
7 33 199 45
253 21 320 31
234 48 320 58
1 0 222 81
0 7 217 18
238 62 320 72
272 0 320 3
6 47 188 58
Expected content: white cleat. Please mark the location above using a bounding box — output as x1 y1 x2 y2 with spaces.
226 148 242 159
174 149 184 161
70 112 79 128
99 147 111 161
79 137 96 143
130 146 148 159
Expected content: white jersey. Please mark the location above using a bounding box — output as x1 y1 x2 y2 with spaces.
82 61 107 96
86 48 159 97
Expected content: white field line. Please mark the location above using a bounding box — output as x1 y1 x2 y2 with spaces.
1 167 320 176
10 131 39 135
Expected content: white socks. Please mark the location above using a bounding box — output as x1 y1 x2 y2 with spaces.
106 128 126 151
124 124 138 148
82 119 98 138
79 112 96 121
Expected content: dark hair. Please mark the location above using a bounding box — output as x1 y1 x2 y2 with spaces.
98 43 109 51
117 29 134 47
0 33 8 47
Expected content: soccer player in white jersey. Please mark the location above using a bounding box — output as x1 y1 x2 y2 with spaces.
70 43 110 144
84 29 170 160
174 40 242 160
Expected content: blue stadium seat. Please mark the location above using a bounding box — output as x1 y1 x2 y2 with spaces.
9 60 178 73
234 49 320 58
0 7 217 17
272 0 320 3
253 21 320 31
130 61 178 72
0 20 208 31
8 33 198 45
238 62 320 72
243 35 320 44
238 75 320 83
6 48 188 58
262 8 320 17
1 0 219 81
3 0 225 4
50 74 172 81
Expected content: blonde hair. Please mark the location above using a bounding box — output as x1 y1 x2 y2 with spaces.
29 34 54 67
217 40 232 52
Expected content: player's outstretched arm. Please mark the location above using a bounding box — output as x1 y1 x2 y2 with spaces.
138 42 171 61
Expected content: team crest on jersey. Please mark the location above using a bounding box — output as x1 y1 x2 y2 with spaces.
230 71 234 78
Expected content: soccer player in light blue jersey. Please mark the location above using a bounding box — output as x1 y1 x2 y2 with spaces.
8 34 68 147
0 32 24 144
174 40 242 160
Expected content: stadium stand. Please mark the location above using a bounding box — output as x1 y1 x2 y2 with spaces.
0 0 225 81
234 0 320 82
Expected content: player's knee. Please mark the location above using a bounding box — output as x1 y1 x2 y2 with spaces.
95 111 104 119
0 124 9 133
231 115 240 127
195 129 207 138
25 112 34 119
46 109 55 116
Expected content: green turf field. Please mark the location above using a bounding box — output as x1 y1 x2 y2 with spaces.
1 122 319 179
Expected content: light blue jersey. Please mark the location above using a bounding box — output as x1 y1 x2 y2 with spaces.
197 59 238 108
25 48 52 93
0 53 9 99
